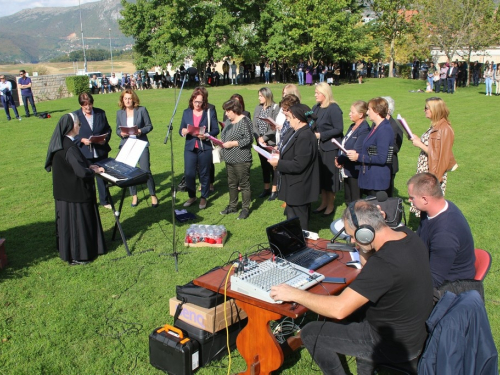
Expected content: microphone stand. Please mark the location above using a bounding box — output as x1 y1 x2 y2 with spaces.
163 74 188 272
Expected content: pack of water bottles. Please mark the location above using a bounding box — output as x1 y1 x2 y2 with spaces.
184 224 227 248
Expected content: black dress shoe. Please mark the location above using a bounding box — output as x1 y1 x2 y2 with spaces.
267 192 278 201
312 207 326 214
258 189 271 198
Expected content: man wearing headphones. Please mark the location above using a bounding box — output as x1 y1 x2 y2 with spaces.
270 201 433 374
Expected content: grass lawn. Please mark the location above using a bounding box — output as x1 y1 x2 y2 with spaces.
0 78 498 374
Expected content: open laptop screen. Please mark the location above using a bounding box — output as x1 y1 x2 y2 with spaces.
266 217 306 257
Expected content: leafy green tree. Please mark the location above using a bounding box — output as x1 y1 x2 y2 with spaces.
419 0 499 63
263 0 365 63
120 0 262 72
368 0 418 77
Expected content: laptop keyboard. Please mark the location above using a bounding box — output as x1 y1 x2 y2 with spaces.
288 249 337 270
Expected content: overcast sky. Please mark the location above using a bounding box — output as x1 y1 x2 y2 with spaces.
1 0 100 17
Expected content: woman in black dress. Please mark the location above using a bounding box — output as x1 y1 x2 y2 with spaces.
312 82 344 217
45 114 107 265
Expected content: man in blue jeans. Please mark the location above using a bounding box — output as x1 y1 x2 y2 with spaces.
297 59 305 85
447 61 457 94
0 75 21 121
18 70 38 117
270 201 434 374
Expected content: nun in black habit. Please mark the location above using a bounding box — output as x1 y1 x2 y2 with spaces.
45 113 107 265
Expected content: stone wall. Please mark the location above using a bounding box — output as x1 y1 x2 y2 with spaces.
17 74 73 103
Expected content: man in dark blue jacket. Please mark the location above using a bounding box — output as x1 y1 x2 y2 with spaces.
407 172 476 289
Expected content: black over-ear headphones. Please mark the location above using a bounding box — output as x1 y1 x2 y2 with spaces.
348 202 375 245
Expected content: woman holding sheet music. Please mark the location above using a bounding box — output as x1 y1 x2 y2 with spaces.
116 89 158 208
252 87 280 198
268 103 320 230
45 113 107 265
335 101 371 204
74 92 112 208
179 87 219 210
345 97 394 196
219 98 253 220
410 97 457 216
311 82 344 217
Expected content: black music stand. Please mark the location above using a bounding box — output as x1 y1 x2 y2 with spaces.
99 174 148 256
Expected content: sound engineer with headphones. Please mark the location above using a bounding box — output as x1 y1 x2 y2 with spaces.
270 201 434 374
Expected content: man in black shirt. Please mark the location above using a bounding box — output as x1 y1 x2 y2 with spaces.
271 201 433 374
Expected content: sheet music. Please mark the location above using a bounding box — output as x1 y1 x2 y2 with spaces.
115 138 148 167
331 138 348 153
397 114 414 139
252 144 274 159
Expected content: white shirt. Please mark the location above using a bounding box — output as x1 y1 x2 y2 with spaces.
0 80 12 96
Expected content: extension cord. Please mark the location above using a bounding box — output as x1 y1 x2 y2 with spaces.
302 230 319 240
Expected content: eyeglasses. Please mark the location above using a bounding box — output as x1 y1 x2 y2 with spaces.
193 101 203 105
19 73 24 76
0 77 5 80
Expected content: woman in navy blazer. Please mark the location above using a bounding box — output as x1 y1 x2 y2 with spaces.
336 100 370 204
346 97 394 196
179 87 219 209
74 92 112 207
116 89 158 207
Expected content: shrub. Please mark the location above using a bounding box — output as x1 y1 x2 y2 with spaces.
398 64 412 79
65 75 89 97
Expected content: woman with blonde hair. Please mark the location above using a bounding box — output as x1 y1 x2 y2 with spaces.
410 97 457 215
116 89 158 208
252 87 280 198
312 82 344 216
336 100 370 204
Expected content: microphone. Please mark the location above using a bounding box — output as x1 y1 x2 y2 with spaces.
329 191 389 243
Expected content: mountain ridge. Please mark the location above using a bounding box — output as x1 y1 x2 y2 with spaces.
0 0 135 63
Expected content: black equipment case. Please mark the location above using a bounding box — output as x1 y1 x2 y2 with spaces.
174 318 247 366
149 324 200 375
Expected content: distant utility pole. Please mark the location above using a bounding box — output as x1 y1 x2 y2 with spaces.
109 28 114 73
79 0 88 73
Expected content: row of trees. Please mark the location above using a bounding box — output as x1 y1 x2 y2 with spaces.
119 0 500 76
50 49 132 63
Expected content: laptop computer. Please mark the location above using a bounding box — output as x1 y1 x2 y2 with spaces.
266 217 338 270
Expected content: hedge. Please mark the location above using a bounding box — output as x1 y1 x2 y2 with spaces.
65 76 90 96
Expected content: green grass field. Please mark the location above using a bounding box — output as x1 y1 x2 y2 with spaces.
0 78 498 374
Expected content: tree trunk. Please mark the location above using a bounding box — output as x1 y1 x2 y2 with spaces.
389 38 395 78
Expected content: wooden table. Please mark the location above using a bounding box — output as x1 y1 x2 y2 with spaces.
194 239 360 375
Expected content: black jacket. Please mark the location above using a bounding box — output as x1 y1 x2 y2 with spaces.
276 126 320 206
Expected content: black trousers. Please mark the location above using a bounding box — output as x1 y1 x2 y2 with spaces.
285 203 311 230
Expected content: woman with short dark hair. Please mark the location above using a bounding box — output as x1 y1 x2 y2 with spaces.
345 97 394 197
268 103 320 230
219 98 253 219
74 92 112 208
179 87 219 209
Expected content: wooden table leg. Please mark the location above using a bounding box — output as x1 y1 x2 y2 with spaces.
235 300 284 375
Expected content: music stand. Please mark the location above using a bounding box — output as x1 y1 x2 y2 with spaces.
98 173 148 256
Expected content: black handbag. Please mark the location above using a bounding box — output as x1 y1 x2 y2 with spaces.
176 278 224 309
176 176 188 192
377 197 405 228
